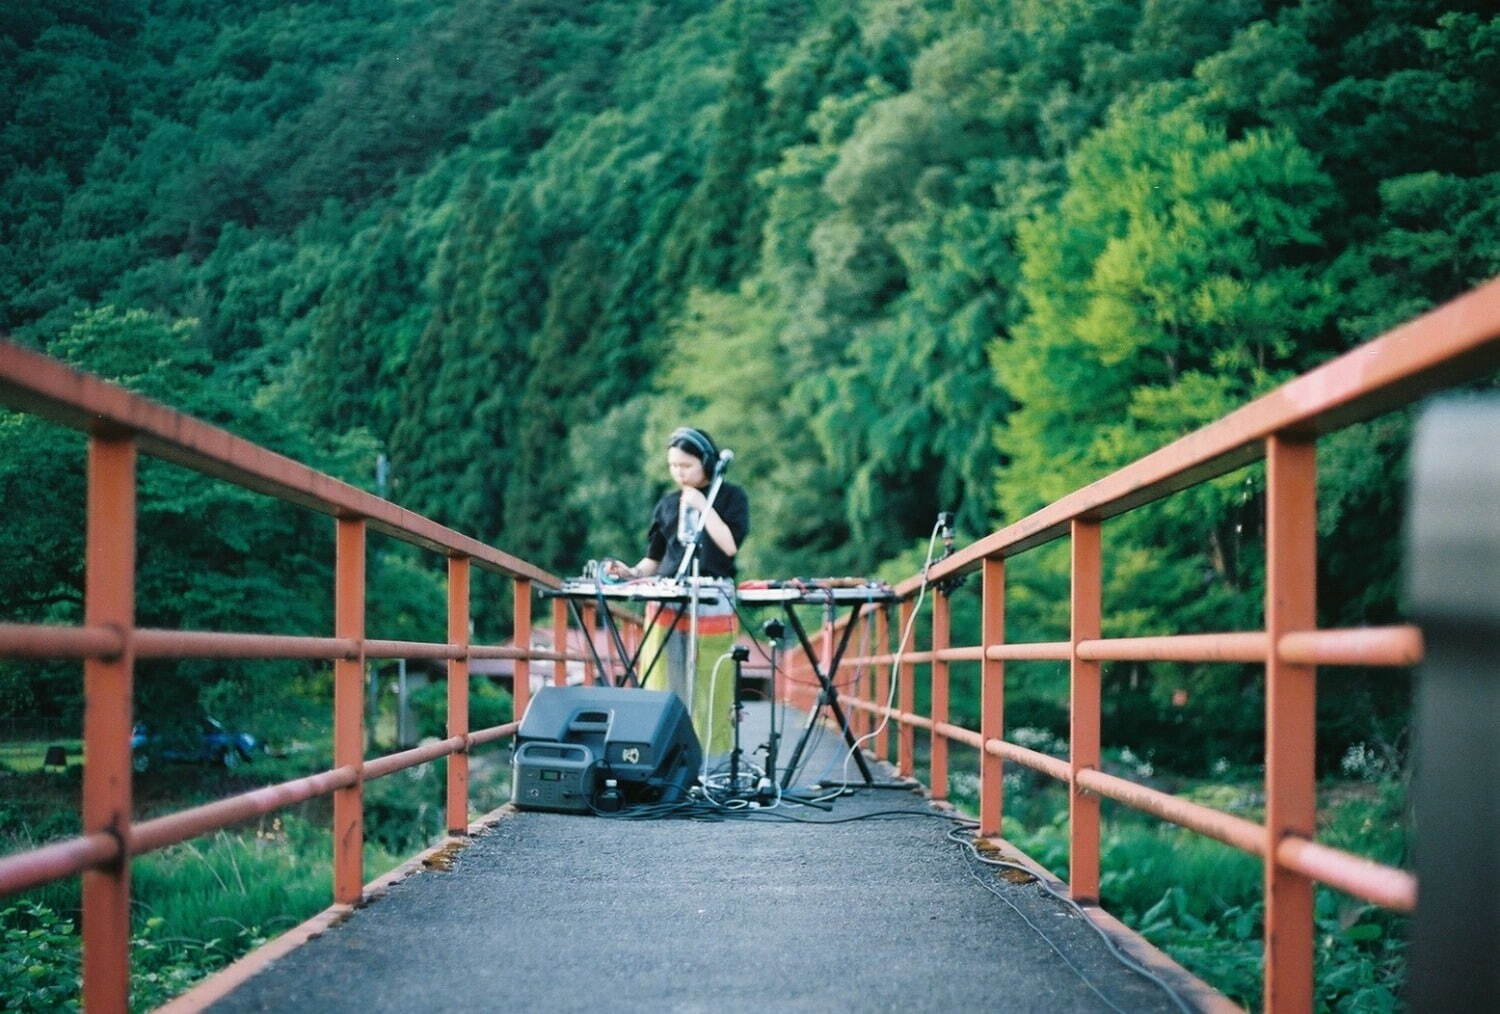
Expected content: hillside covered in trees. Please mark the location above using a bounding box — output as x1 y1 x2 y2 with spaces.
3 0 1498 765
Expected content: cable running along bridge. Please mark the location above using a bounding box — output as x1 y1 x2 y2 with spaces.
1 277 1499 1011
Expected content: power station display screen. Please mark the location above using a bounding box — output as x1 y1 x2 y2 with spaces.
540 770 561 781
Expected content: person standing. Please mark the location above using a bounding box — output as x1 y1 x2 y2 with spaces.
606 427 749 755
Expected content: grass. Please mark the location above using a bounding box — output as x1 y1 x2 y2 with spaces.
0 739 82 775
2 740 514 1012
936 747 1411 1013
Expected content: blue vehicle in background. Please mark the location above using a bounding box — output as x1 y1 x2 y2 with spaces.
131 716 258 772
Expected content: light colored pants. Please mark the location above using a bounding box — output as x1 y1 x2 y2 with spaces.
640 598 736 761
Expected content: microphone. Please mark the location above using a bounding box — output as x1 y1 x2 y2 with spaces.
718 448 734 469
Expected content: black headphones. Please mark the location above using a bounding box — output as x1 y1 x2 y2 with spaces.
668 426 719 478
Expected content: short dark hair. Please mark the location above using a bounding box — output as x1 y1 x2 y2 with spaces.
668 426 719 476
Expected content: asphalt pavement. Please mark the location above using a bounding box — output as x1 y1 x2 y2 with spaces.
210 701 1200 1013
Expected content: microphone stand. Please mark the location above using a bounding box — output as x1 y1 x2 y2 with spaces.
671 452 732 582
672 452 732 753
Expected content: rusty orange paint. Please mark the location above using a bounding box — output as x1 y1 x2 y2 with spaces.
447 557 471 834
1077 632 1267 662
854 613 871 739
897 599 915 778
512 576 532 717
0 833 119 897
1264 436 1317 1013
82 434 135 1013
1274 836 1415 913
0 623 122 659
930 590 950 801
1277 625 1422 667
131 629 356 659
874 606 890 761
980 557 1005 837
1070 519 1102 904
552 597 568 686
332 518 365 905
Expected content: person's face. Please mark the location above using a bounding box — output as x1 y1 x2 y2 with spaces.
667 446 708 489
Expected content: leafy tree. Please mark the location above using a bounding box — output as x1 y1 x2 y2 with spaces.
0 307 363 727
657 43 768 290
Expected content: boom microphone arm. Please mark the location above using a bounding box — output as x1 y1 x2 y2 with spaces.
672 449 734 582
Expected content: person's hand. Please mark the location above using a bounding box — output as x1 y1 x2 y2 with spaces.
680 486 708 511
603 559 633 579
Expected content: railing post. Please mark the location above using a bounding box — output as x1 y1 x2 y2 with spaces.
931 589 950 801
552 596 568 687
446 556 471 835
980 556 1005 837
874 605 890 761
1070 519 1102 903
513 577 532 716
82 434 135 1012
898 598 915 778
854 612 870 738
1265 435 1317 1013
333 517 365 904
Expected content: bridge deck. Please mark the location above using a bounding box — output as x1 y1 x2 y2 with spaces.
209 704 1202 1012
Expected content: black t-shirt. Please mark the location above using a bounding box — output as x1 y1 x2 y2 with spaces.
645 482 750 579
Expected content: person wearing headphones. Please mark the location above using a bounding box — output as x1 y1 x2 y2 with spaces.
604 427 749 756
604 426 748 582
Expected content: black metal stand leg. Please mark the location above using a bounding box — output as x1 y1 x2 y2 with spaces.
763 641 780 788
729 651 743 792
778 601 874 788
634 602 686 687
595 589 638 687
566 600 617 686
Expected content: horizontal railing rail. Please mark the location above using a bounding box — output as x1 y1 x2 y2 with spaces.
842 625 1424 668
782 276 1500 1013
0 342 552 583
0 339 642 1011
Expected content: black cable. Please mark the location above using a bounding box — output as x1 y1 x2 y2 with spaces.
946 827 1195 1014
735 808 977 826
943 826 1131 1014
592 796 976 825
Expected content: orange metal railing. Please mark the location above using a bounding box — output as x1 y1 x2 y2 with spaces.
781 276 1500 1012
0 340 642 1011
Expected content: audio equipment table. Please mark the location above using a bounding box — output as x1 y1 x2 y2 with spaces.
734 581 897 789
549 577 730 604
545 574 899 789
541 577 735 690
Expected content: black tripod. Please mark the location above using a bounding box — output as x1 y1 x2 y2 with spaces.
712 635 832 810
778 596 875 790
723 645 753 797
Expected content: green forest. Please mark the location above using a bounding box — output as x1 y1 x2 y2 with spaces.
5 0 1498 760
4 1 1498 1007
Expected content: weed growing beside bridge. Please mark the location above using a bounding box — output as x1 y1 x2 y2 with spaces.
0 748 513 1010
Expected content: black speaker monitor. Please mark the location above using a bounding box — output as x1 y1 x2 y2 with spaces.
513 685 702 812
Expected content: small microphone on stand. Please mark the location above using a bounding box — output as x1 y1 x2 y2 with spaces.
936 510 965 595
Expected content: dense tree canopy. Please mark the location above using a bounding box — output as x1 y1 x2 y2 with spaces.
3 0 1498 767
